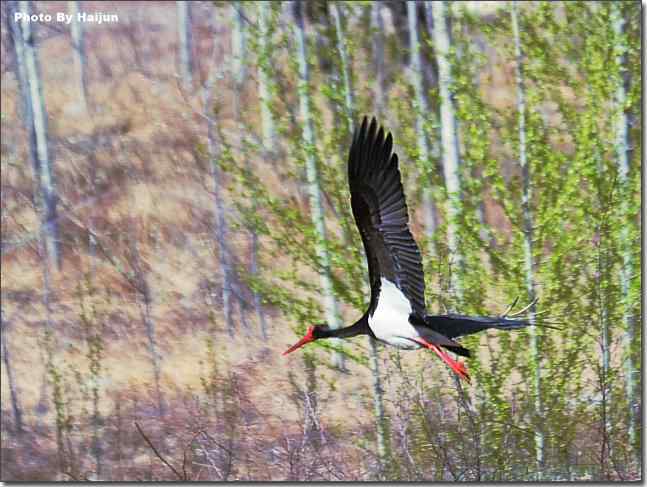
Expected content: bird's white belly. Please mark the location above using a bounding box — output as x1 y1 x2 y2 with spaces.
369 278 422 350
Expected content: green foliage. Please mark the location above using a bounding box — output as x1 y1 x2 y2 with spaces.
221 1 640 479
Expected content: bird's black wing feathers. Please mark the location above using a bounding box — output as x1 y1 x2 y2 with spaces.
348 117 426 317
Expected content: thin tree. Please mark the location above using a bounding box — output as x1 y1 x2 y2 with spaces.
611 2 638 463
232 1 266 338
76 277 105 478
9 1 61 446
511 1 544 477
0 311 24 434
429 0 463 302
202 6 235 337
328 1 391 474
68 1 87 112
177 1 193 90
231 1 246 85
371 2 386 117
7 0 37 192
18 0 61 271
67 0 98 273
596 208 613 476
292 0 344 370
257 1 276 153
329 2 354 129
127 236 164 417
407 1 436 250
369 2 392 477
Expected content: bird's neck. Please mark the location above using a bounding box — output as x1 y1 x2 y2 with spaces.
325 314 371 339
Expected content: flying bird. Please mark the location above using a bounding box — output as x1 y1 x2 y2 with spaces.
284 117 535 382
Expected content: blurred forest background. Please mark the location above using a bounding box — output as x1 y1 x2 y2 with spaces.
0 0 642 481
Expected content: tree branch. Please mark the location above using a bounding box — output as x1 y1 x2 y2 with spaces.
134 422 184 480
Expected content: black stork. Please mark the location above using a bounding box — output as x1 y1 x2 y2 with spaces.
284 117 534 383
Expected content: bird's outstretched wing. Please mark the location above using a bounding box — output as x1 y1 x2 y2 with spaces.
348 117 426 317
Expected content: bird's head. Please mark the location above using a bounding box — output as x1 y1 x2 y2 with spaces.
283 324 331 355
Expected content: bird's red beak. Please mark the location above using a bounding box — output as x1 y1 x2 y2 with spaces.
283 326 315 355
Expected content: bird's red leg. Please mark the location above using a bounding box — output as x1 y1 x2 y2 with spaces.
411 337 471 384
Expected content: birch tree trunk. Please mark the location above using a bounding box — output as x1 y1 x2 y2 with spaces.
207 121 236 339
231 2 246 87
13 7 64 435
371 2 386 117
202 29 235 338
140 292 164 417
176 1 193 90
232 1 266 338
598 239 612 474
511 2 544 477
8 1 38 189
227 2 254 338
292 0 344 370
257 1 276 153
370 2 391 475
68 1 87 112
610 2 638 464
139 290 164 417
19 0 61 271
329 2 354 129
407 2 436 250
430 0 463 302
68 0 97 270
128 238 164 417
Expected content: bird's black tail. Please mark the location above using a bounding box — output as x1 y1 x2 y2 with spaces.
425 314 530 340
